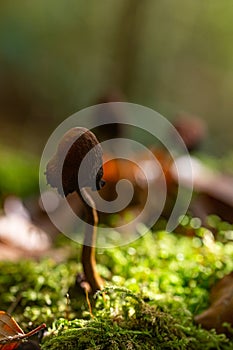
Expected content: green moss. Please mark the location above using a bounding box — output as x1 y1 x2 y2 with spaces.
0 258 80 326
0 223 233 349
42 287 231 350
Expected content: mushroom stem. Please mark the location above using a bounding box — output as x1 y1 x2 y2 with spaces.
78 188 103 293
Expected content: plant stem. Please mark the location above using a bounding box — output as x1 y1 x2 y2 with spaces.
78 188 103 293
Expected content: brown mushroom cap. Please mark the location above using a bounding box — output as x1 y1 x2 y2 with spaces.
46 127 104 196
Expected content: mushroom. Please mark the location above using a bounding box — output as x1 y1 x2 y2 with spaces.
45 127 105 293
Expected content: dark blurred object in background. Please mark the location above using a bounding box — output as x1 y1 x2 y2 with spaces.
92 90 125 142
173 113 207 152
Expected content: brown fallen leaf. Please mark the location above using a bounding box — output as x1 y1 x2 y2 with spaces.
0 311 46 349
195 272 233 335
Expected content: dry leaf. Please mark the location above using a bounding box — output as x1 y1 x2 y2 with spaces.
195 273 233 335
0 311 46 349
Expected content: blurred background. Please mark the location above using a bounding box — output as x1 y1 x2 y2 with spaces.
0 0 233 199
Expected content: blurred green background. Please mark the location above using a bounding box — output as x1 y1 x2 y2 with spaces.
0 0 233 155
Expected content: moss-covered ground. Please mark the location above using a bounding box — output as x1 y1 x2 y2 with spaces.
0 216 233 349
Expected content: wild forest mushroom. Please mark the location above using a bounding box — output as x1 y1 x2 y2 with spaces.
45 127 105 293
